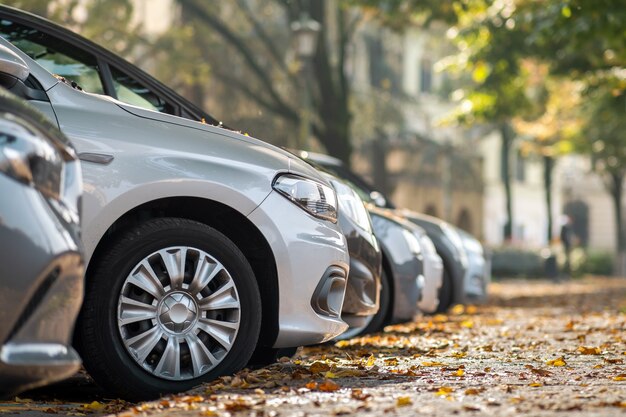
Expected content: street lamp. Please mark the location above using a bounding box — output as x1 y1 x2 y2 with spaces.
291 12 320 150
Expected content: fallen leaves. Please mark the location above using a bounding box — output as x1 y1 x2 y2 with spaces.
577 346 602 355
546 357 567 367
318 379 341 392
396 396 412 407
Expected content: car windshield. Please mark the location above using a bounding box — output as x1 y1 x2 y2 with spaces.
0 19 105 94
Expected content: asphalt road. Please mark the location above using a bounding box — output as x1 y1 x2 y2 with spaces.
3 277 625 417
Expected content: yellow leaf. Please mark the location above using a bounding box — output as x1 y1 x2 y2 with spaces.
422 361 445 367
452 351 467 358
450 305 465 315
396 396 412 407
384 358 399 366
577 346 601 355
436 386 455 396
466 305 478 315
460 320 474 329
529 382 543 387
612 374 626 381
454 369 465 377
81 402 106 411
366 355 376 367
546 357 567 367
324 371 337 379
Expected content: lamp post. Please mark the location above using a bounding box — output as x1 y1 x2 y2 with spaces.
291 12 320 150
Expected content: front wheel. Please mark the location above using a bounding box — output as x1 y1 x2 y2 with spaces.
76 218 261 400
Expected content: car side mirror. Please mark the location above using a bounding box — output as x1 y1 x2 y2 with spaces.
0 45 29 89
369 191 387 208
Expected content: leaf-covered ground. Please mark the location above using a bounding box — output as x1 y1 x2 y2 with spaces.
3 277 626 417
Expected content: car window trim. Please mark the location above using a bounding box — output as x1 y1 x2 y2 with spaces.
0 6 219 125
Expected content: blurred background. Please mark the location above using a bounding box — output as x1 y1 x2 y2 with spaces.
6 0 625 278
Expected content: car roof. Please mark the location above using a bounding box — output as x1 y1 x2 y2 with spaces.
0 5 222 126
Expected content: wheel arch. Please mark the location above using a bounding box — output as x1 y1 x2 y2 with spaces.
84 196 279 349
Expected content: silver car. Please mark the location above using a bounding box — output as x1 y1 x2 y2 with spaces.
413 226 444 314
0 41 349 400
0 87 83 397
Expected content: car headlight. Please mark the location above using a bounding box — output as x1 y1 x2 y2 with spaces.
329 178 373 233
0 113 64 198
0 112 80 224
273 174 338 222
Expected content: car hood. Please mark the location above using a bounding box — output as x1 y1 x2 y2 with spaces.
116 101 326 183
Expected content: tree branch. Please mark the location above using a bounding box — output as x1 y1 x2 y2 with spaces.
180 0 296 121
212 69 299 122
235 0 298 88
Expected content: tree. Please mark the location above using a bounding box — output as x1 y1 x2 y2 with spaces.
510 0 626 273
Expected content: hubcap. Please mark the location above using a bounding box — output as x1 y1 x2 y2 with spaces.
117 246 241 381
158 292 198 333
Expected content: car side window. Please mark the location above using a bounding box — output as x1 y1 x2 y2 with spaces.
110 66 174 114
0 19 104 94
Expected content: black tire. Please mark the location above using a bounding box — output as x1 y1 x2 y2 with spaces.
75 218 261 400
436 267 454 313
247 346 298 368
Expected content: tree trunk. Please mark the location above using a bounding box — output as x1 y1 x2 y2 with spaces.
543 155 554 243
609 172 626 276
500 122 514 242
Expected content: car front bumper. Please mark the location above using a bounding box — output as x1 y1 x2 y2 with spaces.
418 251 444 313
463 252 490 301
248 191 350 348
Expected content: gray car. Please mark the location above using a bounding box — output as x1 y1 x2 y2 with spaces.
0 39 349 400
0 87 83 397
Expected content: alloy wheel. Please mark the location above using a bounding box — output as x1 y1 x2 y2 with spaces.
117 246 240 381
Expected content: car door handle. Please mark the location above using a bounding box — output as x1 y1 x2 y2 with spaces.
78 152 114 165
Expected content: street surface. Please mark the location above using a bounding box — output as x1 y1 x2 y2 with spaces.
2 277 625 417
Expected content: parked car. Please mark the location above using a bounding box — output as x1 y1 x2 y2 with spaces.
458 229 491 301
368 207 425 328
322 173 382 339
0 40 350 400
297 154 426 333
0 87 83 397
300 151 488 311
412 225 445 314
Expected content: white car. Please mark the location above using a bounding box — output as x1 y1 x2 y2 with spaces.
0 41 349 399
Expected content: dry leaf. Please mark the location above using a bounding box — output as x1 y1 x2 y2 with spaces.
319 379 340 392
578 346 602 355
396 396 412 407
464 388 480 395
81 402 106 411
529 382 543 387
612 374 626 381
435 386 455 396
310 361 331 374
546 357 567 367
422 361 445 367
